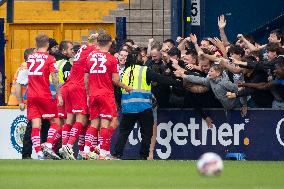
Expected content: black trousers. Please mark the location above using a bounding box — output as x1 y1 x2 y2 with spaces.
114 109 154 159
22 119 50 159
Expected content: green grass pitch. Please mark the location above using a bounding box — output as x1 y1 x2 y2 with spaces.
0 160 284 189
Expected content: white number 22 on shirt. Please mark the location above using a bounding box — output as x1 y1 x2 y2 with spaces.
28 58 45 76
90 54 107 74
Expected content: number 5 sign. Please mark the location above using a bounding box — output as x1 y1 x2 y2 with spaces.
191 0 200 26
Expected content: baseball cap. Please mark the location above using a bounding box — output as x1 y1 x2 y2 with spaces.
48 38 58 51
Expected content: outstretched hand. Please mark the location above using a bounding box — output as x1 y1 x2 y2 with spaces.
230 57 246 66
190 33 198 44
176 36 184 43
19 103 25 111
208 37 225 52
226 92 236 99
148 38 155 45
125 86 133 93
218 15 226 29
237 34 245 40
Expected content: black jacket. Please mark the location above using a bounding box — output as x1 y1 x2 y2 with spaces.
237 70 273 107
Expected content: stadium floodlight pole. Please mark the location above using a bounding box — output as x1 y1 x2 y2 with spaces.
6 0 14 23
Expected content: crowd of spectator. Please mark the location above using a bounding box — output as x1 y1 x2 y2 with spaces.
112 15 284 127
10 15 284 129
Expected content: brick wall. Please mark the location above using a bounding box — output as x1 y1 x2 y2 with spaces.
103 0 171 47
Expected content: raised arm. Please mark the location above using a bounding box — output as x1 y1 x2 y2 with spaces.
147 38 155 56
240 82 274 90
232 58 279 71
220 58 242 74
185 75 210 87
146 68 181 87
175 70 210 87
199 51 220 62
237 34 257 51
208 37 228 58
177 37 191 51
238 34 266 52
218 15 230 47
190 33 203 54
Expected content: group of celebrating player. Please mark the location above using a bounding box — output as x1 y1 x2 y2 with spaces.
27 32 132 160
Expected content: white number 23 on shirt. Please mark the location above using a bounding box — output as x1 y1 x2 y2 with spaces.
90 55 107 74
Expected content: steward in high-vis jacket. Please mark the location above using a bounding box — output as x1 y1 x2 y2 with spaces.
113 52 181 159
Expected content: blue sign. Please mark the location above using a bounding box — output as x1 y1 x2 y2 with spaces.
111 109 284 160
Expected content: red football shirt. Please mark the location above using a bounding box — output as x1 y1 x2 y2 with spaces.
27 52 57 98
66 45 96 86
86 51 118 96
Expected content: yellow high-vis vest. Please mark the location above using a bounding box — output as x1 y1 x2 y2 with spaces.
121 65 152 113
49 59 67 98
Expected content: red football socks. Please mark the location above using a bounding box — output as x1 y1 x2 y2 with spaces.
67 122 83 146
54 127 62 144
62 123 72 145
107 126 115 151
31 127 41 153
47 123 60 144
99 127 109 152
85 126 98 151
78 126 87 152
52 127 62 151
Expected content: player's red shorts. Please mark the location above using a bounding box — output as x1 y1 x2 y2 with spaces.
57 84 69 119
27 97 58 120
89 94 117 120
65 84 88 115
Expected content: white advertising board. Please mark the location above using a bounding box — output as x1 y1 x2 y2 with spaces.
0 109 34 159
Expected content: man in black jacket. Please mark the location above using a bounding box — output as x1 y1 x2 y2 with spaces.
233 54 284 109
147 45 170 108
237 61 284 109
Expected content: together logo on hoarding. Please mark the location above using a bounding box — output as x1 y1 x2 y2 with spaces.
10 115 28 154
155 118 246 159
126 111 284 160
128 117 246 159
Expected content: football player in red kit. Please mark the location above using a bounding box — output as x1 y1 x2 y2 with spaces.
81 33 132 160
27 33 63 160
60 34 98 160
